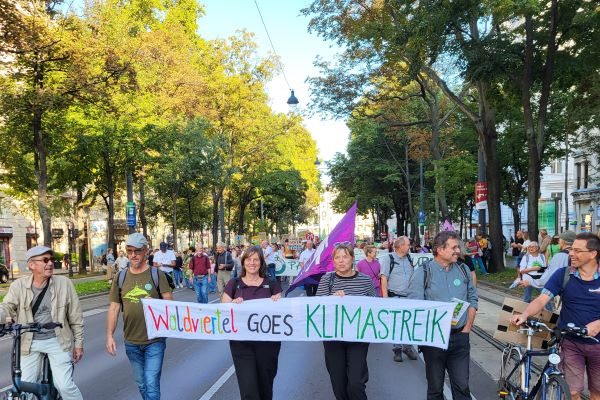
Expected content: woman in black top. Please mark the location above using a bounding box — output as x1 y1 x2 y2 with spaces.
317 243 375 400
222 246 282 400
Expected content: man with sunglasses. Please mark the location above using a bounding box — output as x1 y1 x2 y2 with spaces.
106 233 173 400
0 245 84 400
513 232 600 400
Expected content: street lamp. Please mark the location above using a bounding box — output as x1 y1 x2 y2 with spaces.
287 90 299 106
517 200 525 230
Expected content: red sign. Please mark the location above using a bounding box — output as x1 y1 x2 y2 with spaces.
475 182 488 210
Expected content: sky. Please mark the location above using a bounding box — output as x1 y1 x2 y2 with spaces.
197 0 349 164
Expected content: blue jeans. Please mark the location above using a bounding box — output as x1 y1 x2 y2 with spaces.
267 264 277 281
471 255 488 274
523 286 554 312
125 339 166 400
208 274 217 293
193 275 209 303
173 268 183 286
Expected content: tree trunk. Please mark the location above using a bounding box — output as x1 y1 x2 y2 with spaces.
481 121 505 272
31 58 52 247
187 196 194 244
171 192 178 251
211 187 222 250
404 143 417 235
139 170 148 239
219 195 225 242
238 200 247 236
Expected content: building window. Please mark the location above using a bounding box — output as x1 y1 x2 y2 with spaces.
550 192 562 199
584 161 589 189
550 159 562 174
576 162 581 189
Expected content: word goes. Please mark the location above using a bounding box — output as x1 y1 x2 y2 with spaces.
247 313 293 336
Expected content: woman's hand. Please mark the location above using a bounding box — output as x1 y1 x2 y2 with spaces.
232 297 244 304
334 290 345 297
271 293 282 301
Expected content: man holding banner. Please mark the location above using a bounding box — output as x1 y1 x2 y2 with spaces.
380 236 418 363
408 231 478 400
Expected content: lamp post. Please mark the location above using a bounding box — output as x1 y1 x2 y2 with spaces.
518 200 525 231
67 222 74 277
589 205 594 231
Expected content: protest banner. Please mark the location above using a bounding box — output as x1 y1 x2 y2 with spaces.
274 256 301 277
141 296 455 349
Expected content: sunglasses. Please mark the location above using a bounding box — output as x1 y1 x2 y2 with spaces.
32 257 55 264
334 241 353 247
127 249 145 256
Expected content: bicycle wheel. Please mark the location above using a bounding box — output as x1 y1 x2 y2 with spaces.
537 374 571 400
499 347 522 396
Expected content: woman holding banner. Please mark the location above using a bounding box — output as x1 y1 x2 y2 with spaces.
221 245 282 400
316 242 376 400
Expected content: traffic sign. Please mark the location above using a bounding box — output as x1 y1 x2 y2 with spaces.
126 202 136 227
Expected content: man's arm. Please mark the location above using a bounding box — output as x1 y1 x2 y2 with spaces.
0 283 19 322
511 294 552 326
105 302 120 356
463 270 478 332
66 281 84 361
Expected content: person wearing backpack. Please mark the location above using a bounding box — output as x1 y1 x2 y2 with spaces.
189 247 212 303
380 236 418 362
316 242 376 400
518 230 575 291
407 231 478 400
221 245 282 400
106 233 173 400
513 232 600 400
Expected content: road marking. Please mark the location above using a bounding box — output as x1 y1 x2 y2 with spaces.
197 365 235 400
83 308 107 317
0 384 12 393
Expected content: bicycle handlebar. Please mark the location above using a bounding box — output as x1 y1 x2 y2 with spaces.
0 322 63 336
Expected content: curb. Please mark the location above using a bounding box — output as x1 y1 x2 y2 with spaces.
477 280 521 298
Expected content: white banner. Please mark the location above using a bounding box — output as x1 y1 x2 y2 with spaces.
141 296 455 349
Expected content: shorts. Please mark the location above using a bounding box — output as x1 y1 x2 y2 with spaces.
560 338 600 393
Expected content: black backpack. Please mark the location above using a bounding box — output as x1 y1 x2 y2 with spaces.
117 267 173 309
422 260 469 293
388 253 414 275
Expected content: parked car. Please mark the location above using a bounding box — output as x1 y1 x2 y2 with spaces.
0 262 9 283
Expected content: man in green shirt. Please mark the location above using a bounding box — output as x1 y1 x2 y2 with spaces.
106 233 172 400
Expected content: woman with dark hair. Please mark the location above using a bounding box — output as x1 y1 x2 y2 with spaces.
221 246 282 400
317 243 376 400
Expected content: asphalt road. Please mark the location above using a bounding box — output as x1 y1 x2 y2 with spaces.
0 286 497 400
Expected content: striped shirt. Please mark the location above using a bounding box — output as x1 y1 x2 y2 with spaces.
316 271 376 297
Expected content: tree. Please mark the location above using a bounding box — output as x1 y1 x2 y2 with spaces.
0 1 130 245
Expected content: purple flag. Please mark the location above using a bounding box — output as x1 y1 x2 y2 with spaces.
286 202 357 295
442 219 455 232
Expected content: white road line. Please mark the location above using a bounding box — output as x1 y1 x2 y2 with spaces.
0 384 12 393
197 365 235 400
82 308 107 317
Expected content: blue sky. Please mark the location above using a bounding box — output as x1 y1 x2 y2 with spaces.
198 0 350 164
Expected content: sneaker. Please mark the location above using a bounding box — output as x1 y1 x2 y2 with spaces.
393 350 403 362
403 346 418 361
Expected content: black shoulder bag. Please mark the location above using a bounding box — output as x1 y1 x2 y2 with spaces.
32 278 51 316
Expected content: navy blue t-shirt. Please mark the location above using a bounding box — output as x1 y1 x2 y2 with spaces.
543 267 600 344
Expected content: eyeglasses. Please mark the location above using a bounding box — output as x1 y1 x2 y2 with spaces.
126 249 145 256
32 257 55 264
569 249 593 254
334 241 353 247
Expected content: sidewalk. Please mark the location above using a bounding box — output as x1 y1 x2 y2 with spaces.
0 269 107 297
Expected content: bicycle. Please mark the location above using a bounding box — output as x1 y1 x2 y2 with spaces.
0 321 64 400
498 318 598 400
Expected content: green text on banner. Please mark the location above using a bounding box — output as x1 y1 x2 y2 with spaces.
141 296 455 349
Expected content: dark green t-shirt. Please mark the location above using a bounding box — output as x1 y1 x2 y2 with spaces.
109 267 171 345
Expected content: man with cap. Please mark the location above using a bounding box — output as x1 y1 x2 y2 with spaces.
152 242 176 285
0 245 84 400
519 230 576 291
106 233 173 400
